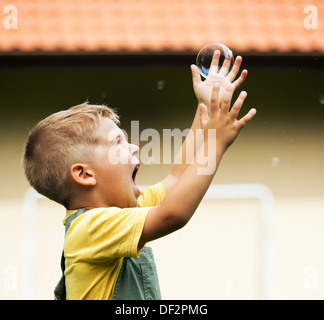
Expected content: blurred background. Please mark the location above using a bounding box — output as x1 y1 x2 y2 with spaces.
0 0 323 300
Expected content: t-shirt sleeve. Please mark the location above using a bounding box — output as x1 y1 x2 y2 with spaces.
71 184 166 264
137 183 166 208
85 207 150 263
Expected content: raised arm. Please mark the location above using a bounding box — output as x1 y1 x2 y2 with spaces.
161 53 248 193
138 84 256 249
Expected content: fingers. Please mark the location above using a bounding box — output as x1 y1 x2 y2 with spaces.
227 55 242 82
230 91 248 120
199 103 209 126
220 84 235 114
209 50 221 76
232 69 248 89
237 108 257 130
191 64 201 86
229 91 256 129
226 89 256 130
210 83 221 115
219 51 232 76
227 56 248 90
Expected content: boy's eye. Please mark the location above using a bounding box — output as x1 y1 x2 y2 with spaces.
117 138 122 144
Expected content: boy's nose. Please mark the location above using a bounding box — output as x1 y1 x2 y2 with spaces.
129 143 139 157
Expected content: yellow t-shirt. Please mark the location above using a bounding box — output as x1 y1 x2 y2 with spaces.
63 183 165 300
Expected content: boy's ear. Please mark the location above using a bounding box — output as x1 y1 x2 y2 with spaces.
70 164 96 186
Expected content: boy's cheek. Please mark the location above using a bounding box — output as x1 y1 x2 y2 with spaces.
107 147 131 165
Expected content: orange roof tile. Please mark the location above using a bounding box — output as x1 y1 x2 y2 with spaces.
0 0 323 54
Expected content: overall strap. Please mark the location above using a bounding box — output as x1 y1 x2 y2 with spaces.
54 208 88 300
65 208 88 235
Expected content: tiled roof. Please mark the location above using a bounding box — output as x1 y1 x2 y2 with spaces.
1 0 323 54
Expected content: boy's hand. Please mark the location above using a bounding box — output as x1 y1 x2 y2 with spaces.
191 51 248 107
199 83 256 151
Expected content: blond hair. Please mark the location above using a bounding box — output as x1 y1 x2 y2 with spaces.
23 102 119 208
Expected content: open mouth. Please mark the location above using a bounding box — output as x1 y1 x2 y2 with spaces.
132 163 140 184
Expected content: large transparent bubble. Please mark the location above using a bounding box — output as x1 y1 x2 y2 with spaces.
196 43 234 81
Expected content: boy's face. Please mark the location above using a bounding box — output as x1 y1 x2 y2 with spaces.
91 117 140 208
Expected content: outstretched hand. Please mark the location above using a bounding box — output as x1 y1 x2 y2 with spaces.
199 83 256 151
191 51 248 107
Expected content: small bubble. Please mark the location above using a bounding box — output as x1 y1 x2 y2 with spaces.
101 91 107 99
319 94 324 105
156 80 166 90
271 156 279 167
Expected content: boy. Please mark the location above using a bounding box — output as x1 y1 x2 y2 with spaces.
23 55 256 300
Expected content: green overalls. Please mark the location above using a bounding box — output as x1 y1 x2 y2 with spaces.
54 208 161 300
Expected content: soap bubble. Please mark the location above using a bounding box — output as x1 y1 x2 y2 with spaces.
156 80 166 90
271 156 279 167
196 43 234 81
319 94 324 105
